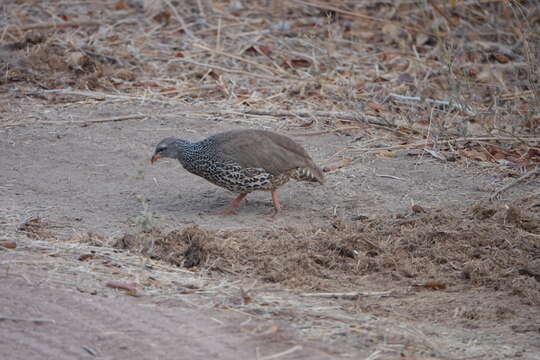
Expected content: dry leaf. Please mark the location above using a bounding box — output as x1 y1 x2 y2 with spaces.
398 73 414 83
258 45 272 57
126 289 140 297
494 53 510 64
300 119 314 127
379 52 400 62
159 87 177 94
322 158 352 172
423 281 447 290
106 281 138 291
367 101 385 112
459 149 490 162
153 11 171 24
290 59 311 68
378 151 396 158
208 70 220 80
0 241 17 249
114 0 130 10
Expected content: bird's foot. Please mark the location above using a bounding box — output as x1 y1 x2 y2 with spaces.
259 207 280 220
208 193 247 216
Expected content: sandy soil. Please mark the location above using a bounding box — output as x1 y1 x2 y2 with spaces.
1 100 539 359
2 101 522 234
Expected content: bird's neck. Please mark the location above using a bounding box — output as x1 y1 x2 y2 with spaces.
175 138 213 170
173 139 192 164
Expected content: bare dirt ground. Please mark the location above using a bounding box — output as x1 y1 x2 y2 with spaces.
2 101 539 359
1 0 540 359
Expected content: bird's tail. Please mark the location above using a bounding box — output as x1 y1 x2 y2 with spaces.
293 164 325 184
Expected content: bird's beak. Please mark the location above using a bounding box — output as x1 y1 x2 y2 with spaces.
151 153 161 164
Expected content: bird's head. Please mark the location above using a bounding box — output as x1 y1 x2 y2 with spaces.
151 137 180 164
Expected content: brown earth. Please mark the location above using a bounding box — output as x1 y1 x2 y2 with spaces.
1 100 539 359
1 0 540 358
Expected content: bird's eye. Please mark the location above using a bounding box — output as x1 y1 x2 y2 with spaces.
157 147 165 153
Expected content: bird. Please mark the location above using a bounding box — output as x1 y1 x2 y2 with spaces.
150 129 324 216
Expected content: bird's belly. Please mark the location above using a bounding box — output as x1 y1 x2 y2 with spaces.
186 161 284 193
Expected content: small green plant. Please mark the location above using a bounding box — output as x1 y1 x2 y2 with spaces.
134 196 158 232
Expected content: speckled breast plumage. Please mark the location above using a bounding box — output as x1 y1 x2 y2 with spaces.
178 138 292 193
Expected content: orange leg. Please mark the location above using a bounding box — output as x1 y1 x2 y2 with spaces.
210 193 247 216
268 189 282 218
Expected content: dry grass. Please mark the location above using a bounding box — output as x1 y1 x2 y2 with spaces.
111 197 540 304
1 1 539 145
2 4 539 355
2 0 539 306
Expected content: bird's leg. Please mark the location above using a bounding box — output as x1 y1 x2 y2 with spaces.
210 193 247 216
268 189 282 218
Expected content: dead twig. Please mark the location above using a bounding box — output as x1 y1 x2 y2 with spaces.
4 21 101 32
291 126 363 136
39 114 146 126
301 291 394 299
386 93 476 116
348 137 540 153
205 109 390 127
490 167 540 201
0 315 55 324
376 174 405 180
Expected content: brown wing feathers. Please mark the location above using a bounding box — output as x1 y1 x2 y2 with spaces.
214 130 324 183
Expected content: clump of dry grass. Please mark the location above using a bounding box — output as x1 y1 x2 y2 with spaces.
113 198 540 304
1 1 538 129
1 0 538 168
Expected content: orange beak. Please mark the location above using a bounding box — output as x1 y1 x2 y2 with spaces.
151 153 161 164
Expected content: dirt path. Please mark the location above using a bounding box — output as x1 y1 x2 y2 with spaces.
0 252 330 360
1 102 539 359
2 102 526 236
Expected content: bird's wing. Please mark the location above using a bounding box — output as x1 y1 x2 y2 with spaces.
213 130 324 182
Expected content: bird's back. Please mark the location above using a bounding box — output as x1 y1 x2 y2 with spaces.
209 129 324 183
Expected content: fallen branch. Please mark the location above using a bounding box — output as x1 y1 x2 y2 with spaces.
4 21 101 32
38 114 146 126
301 291 394 299
376 174 405 180
386 93 476 116
292 126 364 136
348 136 540 153
202 109 391 128
0 315 55 324
490 167 540 201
